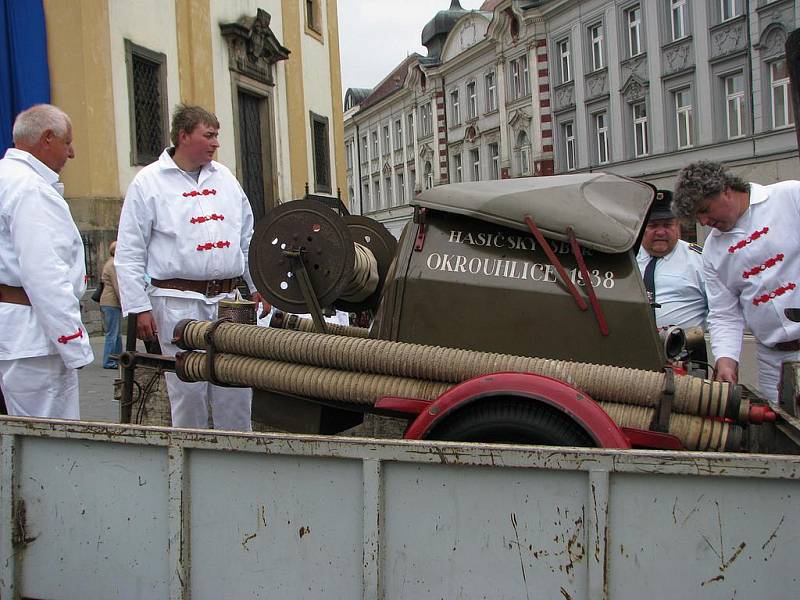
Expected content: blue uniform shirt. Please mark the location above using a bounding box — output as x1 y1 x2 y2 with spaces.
636 240 708 329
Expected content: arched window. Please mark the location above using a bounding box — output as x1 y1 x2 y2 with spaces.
424 161 433 189
516 131 531 176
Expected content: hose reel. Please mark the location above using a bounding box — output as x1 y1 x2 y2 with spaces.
248 199 397 315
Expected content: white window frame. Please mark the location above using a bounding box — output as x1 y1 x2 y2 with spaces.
595 112 609 165
520 147 530 176
633 102 649 157
670 0 687 41
345 141 353 169
424 162 433 190
470 148 480 181
453 153 463 183
558 38 572 83
397 171 405 203
467 81 477 119
590 23 604 71
725 73 744 139
450 89 461 125
517 131 531 176
371 131 379 158
360 135 368 162
510 55 530 99
564 121 576 171
420 103 432 137
675 88 693 149
382 125 390 155
406 113 414 145
394 119 403 150
373 178 381 208
770 59 794 129
362 181 370 211
489 143 499 179
720 0 738 21
627 5 642 57
485 71 497 112
384 174 393 205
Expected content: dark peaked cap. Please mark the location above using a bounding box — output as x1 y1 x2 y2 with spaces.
648 190 676 221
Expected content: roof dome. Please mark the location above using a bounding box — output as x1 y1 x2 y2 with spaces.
421 0 469 55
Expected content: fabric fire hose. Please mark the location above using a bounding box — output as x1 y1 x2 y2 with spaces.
272 312 370 338
175 320 747 422
339 242 379 302
176 351 741 452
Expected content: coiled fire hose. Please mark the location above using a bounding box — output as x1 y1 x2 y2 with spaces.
175 351 742 452
174 320 764 424
340 243 379 303
270 310 370 338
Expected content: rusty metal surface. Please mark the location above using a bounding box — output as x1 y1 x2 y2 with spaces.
249 199 355 312
1 417 799 599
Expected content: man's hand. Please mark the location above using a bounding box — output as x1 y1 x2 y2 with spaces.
714 357 739 384
250 291 271 318
136 311 158 341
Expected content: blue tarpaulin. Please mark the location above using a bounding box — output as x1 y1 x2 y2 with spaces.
0 0 50 154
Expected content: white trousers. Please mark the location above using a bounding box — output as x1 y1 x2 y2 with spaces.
755 343 800 405
151 295 252 431
0 355 79 419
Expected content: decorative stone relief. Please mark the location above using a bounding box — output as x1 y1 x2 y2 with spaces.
460 20 477 49
507 109 531 136
382 163 392 176
464 124 479 143
419 143 434 161
760 25 788 59
711 21 747 59
585 71 608 100
621 75 647 103
621 55 647 84
220 9 290 85
553 83 575 111
663 42 693 75
758 1 793 45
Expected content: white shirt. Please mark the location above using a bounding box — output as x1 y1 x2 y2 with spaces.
702 181 800 362
0 149 94 368
116 149 257 316
637 240 708 329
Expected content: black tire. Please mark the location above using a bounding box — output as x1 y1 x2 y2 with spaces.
429 398 596 447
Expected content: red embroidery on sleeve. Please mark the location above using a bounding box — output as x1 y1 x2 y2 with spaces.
743 253 784 279
728 227 769 254
190 213 225 224
196 240 231 251
752 282 796 306
57 328 83 344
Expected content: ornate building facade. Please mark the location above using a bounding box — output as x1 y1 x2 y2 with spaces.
344 0 799 239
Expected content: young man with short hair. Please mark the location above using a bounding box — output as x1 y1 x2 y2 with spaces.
116 104 267 429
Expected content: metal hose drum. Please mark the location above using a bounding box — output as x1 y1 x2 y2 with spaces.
174 320 747 422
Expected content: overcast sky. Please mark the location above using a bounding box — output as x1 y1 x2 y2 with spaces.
337 0 486 93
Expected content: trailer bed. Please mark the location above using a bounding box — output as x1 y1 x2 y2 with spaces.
1 417 799 599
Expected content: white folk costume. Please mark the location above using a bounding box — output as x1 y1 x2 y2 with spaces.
702 181 800 403
0 148 93 418
636 240 708 329
116 149 257 430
